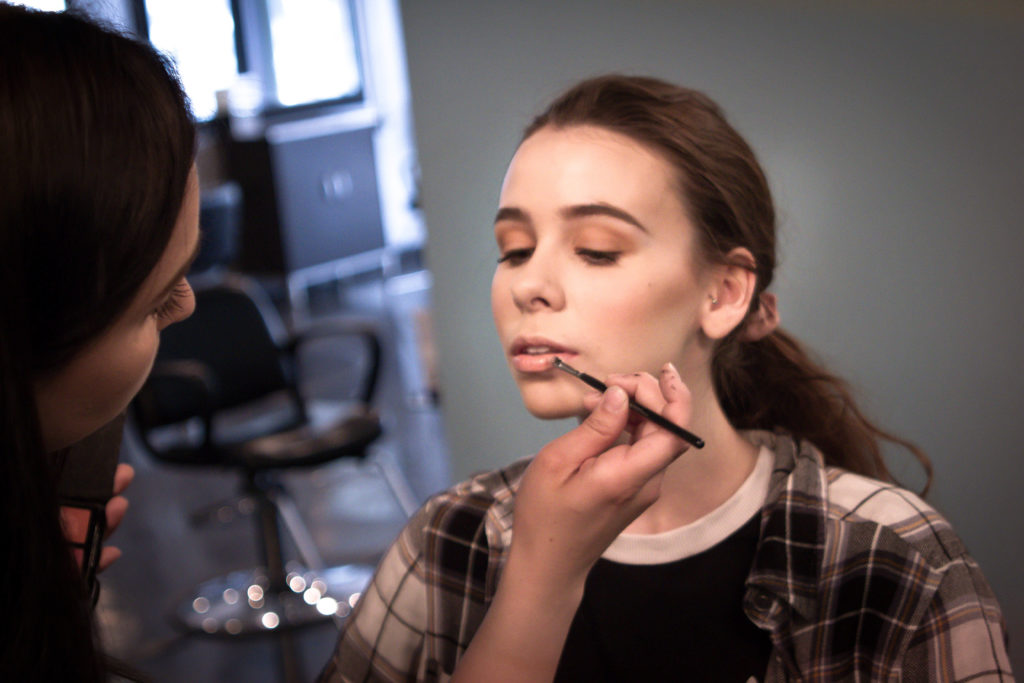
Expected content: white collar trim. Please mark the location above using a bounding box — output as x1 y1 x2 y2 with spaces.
601 445 773 565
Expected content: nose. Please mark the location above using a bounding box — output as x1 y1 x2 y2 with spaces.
509 249 565 312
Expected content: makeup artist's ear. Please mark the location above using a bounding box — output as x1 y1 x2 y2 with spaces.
701 247 757 340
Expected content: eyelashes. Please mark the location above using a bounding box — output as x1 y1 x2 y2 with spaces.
496 248 532 266
576 248 620 265
496 248 621 266
153 281 191 320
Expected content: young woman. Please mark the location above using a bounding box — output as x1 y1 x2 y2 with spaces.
0 4 198 680
320 76 1011 681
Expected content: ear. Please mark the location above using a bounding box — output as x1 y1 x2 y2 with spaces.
701 247 757 340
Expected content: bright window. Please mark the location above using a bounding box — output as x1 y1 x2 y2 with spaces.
141 0 362 120
266 0 362 107
144 0 239 120
9 0 66 10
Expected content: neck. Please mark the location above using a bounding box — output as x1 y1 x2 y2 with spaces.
624 361 759 535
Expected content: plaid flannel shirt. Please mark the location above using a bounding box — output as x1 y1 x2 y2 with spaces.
320 431 1012 682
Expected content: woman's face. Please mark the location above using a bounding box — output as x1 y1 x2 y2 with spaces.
492 125 710 419
33 165 201 452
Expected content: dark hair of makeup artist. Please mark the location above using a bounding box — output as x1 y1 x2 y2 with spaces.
0 4 195 680
524 74 932 491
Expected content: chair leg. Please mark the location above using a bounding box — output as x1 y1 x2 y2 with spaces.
267 484 326 572
277 630 304 683
264 476 377 629
253 474 289 593
253 492 306 683
173 471 376 638
372 452 419 517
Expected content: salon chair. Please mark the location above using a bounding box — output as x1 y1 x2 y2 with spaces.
130 274 398 644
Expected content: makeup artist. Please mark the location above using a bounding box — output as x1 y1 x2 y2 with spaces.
0 4 198 680
321 74 1011 682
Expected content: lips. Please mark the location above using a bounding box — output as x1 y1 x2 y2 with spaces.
509 336 578 373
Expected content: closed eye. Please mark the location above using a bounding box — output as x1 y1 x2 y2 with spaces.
576 248 621 265
497 248 534 266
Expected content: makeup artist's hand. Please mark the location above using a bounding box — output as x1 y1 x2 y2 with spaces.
512 362 691 587
452 363 691 683
60 463 135 572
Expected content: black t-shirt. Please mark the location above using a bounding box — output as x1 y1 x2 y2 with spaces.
555 514 772 682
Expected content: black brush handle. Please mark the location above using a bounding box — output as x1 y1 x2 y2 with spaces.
558 361 705 449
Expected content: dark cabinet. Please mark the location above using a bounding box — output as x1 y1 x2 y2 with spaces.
227 122 385 276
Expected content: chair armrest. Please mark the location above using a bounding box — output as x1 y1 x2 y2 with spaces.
282 317 383 405
217 272 383 405
132 360 218 454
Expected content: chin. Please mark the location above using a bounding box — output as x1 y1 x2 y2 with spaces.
525 404 579 420
517 385 584 421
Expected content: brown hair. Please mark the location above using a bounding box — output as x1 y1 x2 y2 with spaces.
524 74 931 493
1 4 194 680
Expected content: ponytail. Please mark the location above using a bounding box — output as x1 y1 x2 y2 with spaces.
715 327 933 494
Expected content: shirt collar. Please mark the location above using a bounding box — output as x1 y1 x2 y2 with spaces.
745 430 829 623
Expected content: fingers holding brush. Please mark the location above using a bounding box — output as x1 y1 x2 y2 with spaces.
596 363 692 494
580 362 695 447
60 463 135 573
98 463 134 571
564 357 702 449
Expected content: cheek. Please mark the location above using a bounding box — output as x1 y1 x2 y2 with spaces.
117 327 161 400
580 269 684 321
490 271 512 329
35 332 153 451
583 271 697 360
60 328 160 444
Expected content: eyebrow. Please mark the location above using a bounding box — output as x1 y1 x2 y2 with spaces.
494 203 648 233
494 206 529 224
153 231 202 303
562 203 648 233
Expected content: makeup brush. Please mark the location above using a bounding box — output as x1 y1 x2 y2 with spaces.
552 357 705 449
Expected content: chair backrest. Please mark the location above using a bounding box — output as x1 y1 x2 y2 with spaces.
192 182 242 274
151 279 292 417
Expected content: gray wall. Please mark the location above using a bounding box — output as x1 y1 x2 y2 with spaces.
400 0 1023 671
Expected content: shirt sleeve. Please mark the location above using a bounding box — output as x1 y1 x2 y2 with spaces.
318 507 433 683
901 552 1013 681
317 465 518 682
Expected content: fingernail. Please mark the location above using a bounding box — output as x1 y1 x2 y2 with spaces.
662 362 683 395
602 385 627 412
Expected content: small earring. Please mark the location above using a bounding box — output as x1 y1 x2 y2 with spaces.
709 294 719 306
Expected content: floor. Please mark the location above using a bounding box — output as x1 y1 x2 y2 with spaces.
98 269 452 683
